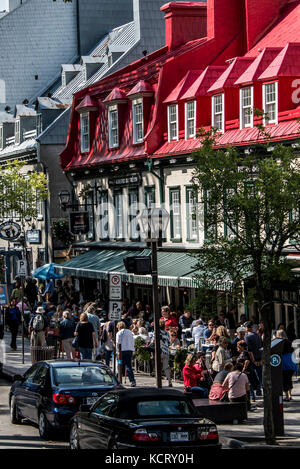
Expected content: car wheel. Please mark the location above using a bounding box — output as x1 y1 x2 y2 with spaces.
10 396 22 425
70 423 81 450
38 411 53 440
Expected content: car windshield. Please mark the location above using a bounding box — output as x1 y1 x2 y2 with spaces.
52 366 115 387
136 399 193 417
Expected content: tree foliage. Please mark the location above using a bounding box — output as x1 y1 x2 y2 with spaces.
0 160 48 223
191 127 300 444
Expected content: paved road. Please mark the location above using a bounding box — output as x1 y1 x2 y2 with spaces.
0 378 68 449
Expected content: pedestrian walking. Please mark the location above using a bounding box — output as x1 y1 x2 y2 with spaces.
74 312 97 360
159 320 172 387
244 321 263 396
59 311 76 359
7 299 21 350
29 306 49 347
116 321 136 387
276 329 298 401
101 320 114 367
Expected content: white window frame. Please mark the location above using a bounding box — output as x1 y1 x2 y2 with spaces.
186 187 198 241
132 98 144 144
0 125 3 149
170 188 182 241
240 87 254 129
263 82 278 125
15 119 20 144
80 112 90 153
108 105 119 148
114 191 124 239
61 71 66 87
168 104 179 142
185 100 196 139
211 94 225 133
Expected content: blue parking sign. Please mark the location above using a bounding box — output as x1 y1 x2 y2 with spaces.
270 354 281 367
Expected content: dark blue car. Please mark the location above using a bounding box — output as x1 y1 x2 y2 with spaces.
9 360 121 440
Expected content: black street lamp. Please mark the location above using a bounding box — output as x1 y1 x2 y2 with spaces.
138 208 169 389
58 190 71 211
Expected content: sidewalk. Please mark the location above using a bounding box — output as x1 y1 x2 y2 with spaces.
1 331 300 448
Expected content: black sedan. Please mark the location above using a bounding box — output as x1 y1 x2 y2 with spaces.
9 360 121 439
70 388 221 449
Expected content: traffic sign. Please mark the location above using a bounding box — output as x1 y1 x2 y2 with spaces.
109 301 123 321
109 273 122 300
17 259 27 276
270 354 281 367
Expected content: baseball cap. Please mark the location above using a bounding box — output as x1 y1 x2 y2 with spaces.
36 306 45 314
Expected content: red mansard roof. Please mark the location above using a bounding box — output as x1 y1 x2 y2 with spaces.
103 88 127 103
152 115 300 158
208 57 255 94
127 80 154 98
246 0 300 57
235 47 282 85
164 70 203 103
75 96 98 113
180 66 227 99
258 42 300 80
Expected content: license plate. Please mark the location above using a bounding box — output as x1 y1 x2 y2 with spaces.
85 397 98 406
170 432 189 442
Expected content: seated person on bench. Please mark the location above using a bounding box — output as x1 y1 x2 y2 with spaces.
183 353 208 398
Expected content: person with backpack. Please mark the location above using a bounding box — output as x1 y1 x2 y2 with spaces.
29 306 49 347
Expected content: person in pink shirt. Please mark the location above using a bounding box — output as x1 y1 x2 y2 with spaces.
222 362 251 410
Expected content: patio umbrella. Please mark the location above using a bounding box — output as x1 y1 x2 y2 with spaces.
32 263 65 280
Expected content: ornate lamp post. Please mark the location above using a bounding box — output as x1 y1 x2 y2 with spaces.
138 208 169 389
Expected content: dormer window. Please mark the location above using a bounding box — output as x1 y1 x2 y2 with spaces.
263 82 278 124
185 100 196 139
15 119 20 144
61 72 66 87
168 104 178 141
80 112 90 153
132 98 143 144
212 94 224 133
108 105 119 148
240 87 253 128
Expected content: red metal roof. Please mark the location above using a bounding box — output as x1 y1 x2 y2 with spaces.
258 42 300 80
152 117 300 157
246 1 300 57
75 95 98 113
163 70 202 103
235 47 282 85
127 80 154 98
208 57 254 94
180 66 227 99
103 87 127 103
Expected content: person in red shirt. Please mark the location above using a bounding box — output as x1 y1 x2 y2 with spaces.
183 354 208 398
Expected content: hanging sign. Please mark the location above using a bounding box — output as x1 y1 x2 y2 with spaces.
26 230 41 244
69 211 90 235
0 284 9 306
0 222 21 241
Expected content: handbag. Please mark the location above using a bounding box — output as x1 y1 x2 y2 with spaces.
220 372 243 401
72 336 79 350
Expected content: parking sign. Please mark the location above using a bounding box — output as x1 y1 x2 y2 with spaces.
109 301 123 321
17 259 27 276
109 273 122 300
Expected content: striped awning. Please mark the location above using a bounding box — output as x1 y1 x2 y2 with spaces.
55 249 232 290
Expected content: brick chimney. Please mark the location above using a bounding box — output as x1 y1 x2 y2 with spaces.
161 2 207 50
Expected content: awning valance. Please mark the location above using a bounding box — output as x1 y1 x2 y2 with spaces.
55 249 232 290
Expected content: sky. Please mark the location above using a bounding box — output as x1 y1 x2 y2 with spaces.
0 1 6 12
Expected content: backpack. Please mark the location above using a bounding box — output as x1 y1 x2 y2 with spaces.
32 314 44 332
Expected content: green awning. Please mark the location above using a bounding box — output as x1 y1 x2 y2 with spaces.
55 249 231 290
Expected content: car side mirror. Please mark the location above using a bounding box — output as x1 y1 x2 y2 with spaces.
13 374 24 382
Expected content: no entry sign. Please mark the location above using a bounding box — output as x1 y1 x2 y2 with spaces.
109 273 122 300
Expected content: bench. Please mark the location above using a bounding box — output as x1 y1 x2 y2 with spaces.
192 398 248 424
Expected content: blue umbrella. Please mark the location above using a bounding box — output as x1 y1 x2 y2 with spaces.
32 263 64 280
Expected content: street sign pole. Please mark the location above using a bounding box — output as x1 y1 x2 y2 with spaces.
108 274 123 381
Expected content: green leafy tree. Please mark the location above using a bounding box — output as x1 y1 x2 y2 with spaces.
0 160 48 274
191 127 300 444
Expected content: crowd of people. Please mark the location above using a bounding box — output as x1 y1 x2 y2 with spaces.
2 277 299 402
